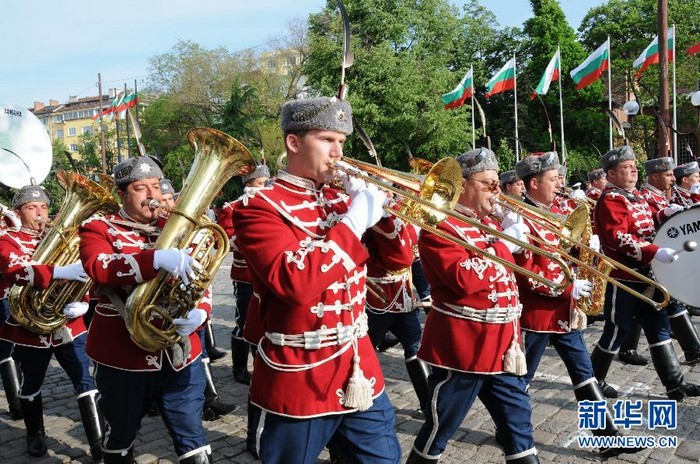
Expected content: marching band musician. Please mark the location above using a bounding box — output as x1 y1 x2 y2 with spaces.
553 164 578 214
0 185 103 460
217 163 271 385
671 161 700 206
585 168 606 202
499 170 525 199
79 157 216 464
233 96 402 463
158 178 176 215
408 147 538 464
510 152 641 459
589 146 700 402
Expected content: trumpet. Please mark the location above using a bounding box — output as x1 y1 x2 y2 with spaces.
557 189 597 206
331 158 572 292
495 194 670 310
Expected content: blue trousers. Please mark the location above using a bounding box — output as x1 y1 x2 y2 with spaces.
367 310 422 358
413 367 535 459
0 299 14 360
232 281 253 340
13 333 94 397
94 359 207 457
254 391 400 464
411 260 431 301
522 330 595 387
596 281 671 351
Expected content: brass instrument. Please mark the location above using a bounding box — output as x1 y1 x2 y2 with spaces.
9 171 119 333
124 128 255 352
333 158 573 292
558 190 597 207
496 194 670 310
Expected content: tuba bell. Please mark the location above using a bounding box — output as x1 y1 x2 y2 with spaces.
124 128 255 352
9 171 119 333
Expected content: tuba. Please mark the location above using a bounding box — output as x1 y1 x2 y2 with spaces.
124 128 255 352
9 171 119 333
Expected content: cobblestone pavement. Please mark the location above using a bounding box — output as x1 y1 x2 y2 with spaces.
2 256 700 463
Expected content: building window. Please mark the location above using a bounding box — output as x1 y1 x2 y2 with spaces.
82 126 92 135
56 129 64 138
69 144 78 152
68 127 77 136
53 114 64 123
287 55 297 67
268 58 277 70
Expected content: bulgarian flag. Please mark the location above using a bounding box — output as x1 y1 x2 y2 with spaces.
441 67 474 110
115 91 139 118
633 27 674 79
486 57 516 98
689 41 700 55
570 39 609 90
530 49 560 100
92 93 122 121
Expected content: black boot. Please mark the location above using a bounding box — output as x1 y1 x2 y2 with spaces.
376 333 400 352
78 390 104 462
617 320 648 365
102 447 134 464
246 399 260 459
669 311 700 365
590 345 618 398
204 322 226 362
0 358 23 420
179 447 213 464
202 358 239 421
231 335 252 385
405 357 431 414
506 454 540 463
406 449 439 463
20 393 47 457
650 342 700 401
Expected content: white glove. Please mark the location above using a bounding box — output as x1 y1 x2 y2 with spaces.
340 174 368 198
172 308 208 337
340 188 387 238
53 262 89 282
570 189 586 200
691 183 700 195
62 301 89 318
663 204 683 217
572 279 593 300
499 223 531 254
500 211 522 231
654 247 678 264
588 234 601 253
154 249 200 285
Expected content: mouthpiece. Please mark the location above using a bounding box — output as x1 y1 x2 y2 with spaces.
36 216 45 223
142 199 162 210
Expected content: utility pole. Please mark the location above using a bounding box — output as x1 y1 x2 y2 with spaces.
97 73 107 173
658 0 671 157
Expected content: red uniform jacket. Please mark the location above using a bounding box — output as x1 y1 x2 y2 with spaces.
670 186 700 208
417 205 522 374
0 228 87 348
217 187 258 284
79 211 209 371
639 183 674 227
515 198 574 333
586 188 602 202
234 171 408 418
594 186 658 282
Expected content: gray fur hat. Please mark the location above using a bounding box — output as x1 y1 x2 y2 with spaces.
456 147 499 178
587 168 606 182
280 96 353 135
241 164 271 185
673 161 700 179
601 146 636 171
113 156 164 188
159 178 175 195
515 152 560 180
499 170 517 186
644 157 675 175
12 185 50 209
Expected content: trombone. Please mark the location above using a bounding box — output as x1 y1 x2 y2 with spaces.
495 193 670 309
331 157 573 293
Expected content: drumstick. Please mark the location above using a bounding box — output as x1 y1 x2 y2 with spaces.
673 240 698 258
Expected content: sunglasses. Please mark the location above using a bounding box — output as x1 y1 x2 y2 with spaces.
469 177 500 192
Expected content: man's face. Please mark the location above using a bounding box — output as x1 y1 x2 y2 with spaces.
118 177 162 223
649 170 675 191
608 160 638 190
459 170 500 218
285 130 346 186
15 201 48 232
159 193 175 217
246 177 269 189
505 180 525 197
680 172 700 189
528 169 560 205
592 176 607 189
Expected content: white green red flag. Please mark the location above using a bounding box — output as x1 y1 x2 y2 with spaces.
115 91 139 118
92 93 121 121
689 41 700 55
633 27 674 79
570 39 609 90
486 58 516 98
441 68 474 110
530 49 560 100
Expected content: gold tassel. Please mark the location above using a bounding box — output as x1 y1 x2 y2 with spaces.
503 338 527 376
344 355 373 411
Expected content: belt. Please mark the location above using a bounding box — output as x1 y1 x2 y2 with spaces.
266 312 368 350
434 302 521 323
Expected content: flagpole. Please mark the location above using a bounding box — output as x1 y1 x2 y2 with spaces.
471 65 476 149
557 46 566 164
672 25 678 163
124 83 132 158
513 56 520 162
607 37 613 150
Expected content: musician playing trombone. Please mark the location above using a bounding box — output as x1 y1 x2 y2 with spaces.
509 152 642 458
408 147 538 464
589 146 700 402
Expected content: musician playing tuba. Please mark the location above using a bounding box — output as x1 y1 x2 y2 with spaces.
0 185 102 460
78 156 216 464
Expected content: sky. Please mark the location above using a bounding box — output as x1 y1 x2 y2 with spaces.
3 0 605 110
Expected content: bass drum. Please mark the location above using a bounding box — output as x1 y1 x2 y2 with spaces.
652 204 700 308
0 104 52 187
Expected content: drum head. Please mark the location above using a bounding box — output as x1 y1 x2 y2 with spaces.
652 205 700 307
0 104 53 188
